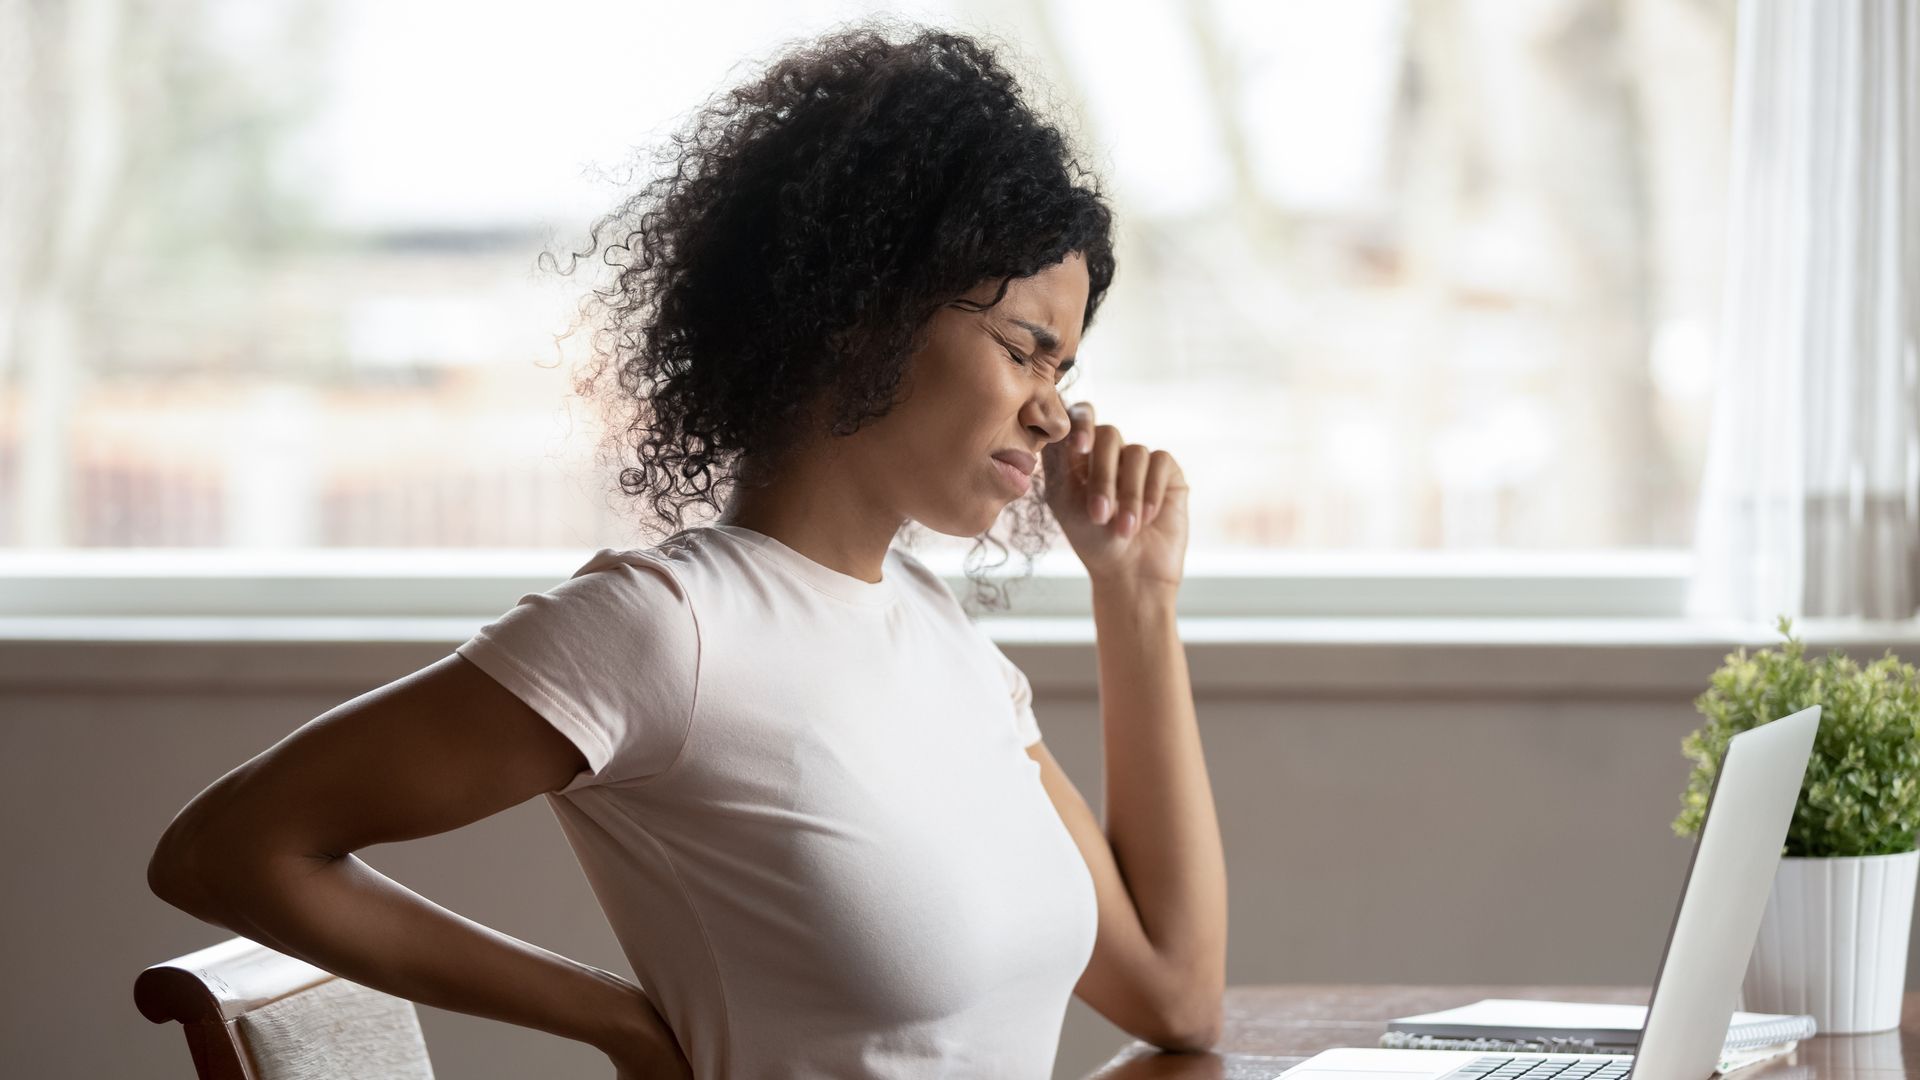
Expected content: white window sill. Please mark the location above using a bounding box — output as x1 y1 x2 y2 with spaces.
2 547 1690 618
2 612 1913 645
2 614 1914 696
6 544 1912 696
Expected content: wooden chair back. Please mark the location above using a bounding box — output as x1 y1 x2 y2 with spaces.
134 935 435 1080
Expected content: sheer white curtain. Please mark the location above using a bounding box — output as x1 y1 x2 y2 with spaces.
1689 0 1920 622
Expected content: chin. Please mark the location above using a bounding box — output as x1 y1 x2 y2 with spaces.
918 515 991 539
914 499 1007 539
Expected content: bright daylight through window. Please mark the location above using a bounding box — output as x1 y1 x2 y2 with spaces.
1 0 1731 583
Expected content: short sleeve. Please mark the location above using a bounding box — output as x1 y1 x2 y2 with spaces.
978 626 1043 749
455 548 701 793
891 546 1045 748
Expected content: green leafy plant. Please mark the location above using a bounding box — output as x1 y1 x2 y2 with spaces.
1674 615 1920 857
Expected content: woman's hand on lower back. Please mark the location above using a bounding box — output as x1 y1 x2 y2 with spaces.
598 986 694 1079
610 1042 694 1080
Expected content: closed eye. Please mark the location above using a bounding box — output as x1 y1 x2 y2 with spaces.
1006 346 1074 389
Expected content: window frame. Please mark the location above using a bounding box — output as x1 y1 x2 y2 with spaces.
0 547 1691 620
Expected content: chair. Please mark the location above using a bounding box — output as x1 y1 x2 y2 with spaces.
134 935 435 1080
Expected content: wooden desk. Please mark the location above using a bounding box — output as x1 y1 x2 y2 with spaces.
1086 986 1918 1080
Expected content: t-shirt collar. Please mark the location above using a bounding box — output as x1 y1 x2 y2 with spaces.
700 524 898 607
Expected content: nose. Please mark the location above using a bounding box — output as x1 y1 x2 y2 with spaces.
1024 386 1072 446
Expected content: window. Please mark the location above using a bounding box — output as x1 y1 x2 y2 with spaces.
0 0 1732 616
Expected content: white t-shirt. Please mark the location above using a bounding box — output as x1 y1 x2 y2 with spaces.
454 523 1098 1079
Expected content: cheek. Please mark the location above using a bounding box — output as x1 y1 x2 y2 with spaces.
884 347 1026 467
916 363 1016 423
868 387 968 467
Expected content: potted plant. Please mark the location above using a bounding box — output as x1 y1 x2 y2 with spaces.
1674 616 1920 1033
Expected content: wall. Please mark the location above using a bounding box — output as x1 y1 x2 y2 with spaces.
3 628 1916 1078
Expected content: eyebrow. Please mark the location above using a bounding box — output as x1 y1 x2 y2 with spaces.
1010 318 1076 369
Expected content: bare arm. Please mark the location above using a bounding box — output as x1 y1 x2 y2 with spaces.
1089 579 1226 1046
1033 399 1226 1049
146 652 679 1064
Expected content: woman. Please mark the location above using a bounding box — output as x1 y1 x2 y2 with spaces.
147 22 1225 1079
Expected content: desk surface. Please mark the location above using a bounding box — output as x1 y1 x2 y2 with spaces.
1086 986 1918 1080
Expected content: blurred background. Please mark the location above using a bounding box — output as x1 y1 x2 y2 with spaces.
0 0 1734 560
12 5 1920 1080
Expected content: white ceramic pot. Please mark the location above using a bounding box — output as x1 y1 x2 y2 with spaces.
1739 850 1919 1034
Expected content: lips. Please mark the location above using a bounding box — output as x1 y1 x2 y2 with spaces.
990 449 1038 476
990 449 1036 495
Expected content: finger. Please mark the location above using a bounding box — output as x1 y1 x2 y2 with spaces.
1143 449 1174 523
1085 424 1122 524
1041 407 1086 495
1043 402 1093 491
1068 400 1097 454
1113 443 1150 537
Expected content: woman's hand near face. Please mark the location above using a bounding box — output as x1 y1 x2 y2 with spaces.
1040 401 1190 590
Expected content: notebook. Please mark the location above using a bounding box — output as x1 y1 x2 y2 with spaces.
1381 999 1815 1061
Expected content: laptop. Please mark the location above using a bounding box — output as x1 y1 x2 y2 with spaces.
1277 704 1822 1080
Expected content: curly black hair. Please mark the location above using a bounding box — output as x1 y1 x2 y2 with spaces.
542 19 1117 613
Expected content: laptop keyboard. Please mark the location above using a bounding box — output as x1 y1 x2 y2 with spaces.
1442 1055 1633 1080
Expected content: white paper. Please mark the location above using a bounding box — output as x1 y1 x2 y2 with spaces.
1395 999 1798 1034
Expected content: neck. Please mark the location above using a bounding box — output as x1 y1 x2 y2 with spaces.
714 446 905 585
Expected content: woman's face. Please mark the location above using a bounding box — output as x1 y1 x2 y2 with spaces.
847 252 1089 537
